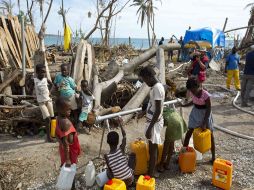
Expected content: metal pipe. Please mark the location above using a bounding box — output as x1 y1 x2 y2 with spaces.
96 99 182 122
21 16 26 95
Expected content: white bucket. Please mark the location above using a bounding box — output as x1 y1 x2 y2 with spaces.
95 170 109 187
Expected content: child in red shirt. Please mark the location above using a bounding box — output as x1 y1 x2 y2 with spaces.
55 97 81 167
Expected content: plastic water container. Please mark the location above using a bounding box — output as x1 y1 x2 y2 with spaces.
136 175 155 190
212 158 233 190
50 119 57 138
56 164 76 190
103 179 126 190
146 144 163 164
193 128 211 153
130 140 148 175
179 147 196 173
85 161 96 187
96 170 109 187
189 137 203 161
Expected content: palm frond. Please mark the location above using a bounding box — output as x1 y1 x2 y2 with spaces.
244 3 254 9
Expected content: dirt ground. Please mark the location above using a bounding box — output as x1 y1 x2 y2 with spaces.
1 70 254 190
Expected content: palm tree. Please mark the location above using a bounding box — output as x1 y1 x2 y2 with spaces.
131 0 161 47
0 0 15 15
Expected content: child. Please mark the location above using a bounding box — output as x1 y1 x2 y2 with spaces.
55 97 80 189
54 63 78 125
104 119 135 187
34 63 54 142
138 66 165 178
158 107 187 172
181 77 215 163
77 80 95 134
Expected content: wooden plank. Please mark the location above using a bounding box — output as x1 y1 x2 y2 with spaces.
0 27 17 69
0 40 9 66
0 16 21 68
27 25 37 51
12 16 32 68
25 26 34 54
30 26 39 49
25 26 34 53
0 69 21 92
7 16 22 59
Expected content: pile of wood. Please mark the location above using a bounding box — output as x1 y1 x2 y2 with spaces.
0 16 39 69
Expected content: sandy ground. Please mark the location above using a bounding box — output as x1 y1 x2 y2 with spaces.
1 71 254 190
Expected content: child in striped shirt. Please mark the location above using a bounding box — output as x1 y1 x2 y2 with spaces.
104 119 135 187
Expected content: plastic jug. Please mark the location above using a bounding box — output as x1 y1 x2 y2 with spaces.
103 178 126 190
50 119 57 138
189 137 203 161
146 144 163 164
56 164 76 190
130 140 148 175
136 175 155 190
212 158 233 190
193 128 211 153
179 147 196 173
96 170 109 187
85 161 96 187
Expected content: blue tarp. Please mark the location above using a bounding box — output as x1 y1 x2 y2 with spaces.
183 27 225 48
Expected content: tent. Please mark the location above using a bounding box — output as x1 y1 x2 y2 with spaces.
183 27 225 48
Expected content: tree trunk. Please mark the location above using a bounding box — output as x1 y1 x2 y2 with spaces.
156 48 166 84
147 17 151 47
72 39 87 89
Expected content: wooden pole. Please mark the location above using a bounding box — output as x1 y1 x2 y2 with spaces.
222 17 228 32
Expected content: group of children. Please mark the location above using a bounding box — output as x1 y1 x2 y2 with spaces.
33 62 216 188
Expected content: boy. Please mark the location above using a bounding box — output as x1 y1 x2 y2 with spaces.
138 66 165 178
54 63 79 125
77 80 95 134
34 63 54 142
225 47 241 90
105 118 135 187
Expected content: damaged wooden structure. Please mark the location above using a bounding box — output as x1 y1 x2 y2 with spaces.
0 16 39 69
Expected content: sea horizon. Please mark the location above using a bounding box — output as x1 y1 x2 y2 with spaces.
45 34 234 50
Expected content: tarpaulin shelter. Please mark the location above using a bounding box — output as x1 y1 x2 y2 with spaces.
183 27 225 48
182 27 225 62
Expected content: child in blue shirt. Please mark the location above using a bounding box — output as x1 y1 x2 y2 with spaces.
54 63 79 125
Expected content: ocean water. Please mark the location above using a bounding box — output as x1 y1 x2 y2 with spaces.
44 35 234 50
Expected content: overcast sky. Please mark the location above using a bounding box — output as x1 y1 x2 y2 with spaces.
17 0 253 38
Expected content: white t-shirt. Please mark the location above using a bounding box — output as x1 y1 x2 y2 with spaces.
34 78 51 103
81 91 95 113
146 83 165 121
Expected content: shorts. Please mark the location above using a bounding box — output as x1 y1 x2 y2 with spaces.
145 119 164 144
66 94 78 110
39 100 54 119
79 111 88 122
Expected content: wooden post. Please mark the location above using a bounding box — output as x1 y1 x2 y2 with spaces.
223 17 228 32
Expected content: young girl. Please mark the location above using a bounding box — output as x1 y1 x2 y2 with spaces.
55 97 81 168
54 63 79 125
182 77 215 163
34 63 54 142
77 80 95 134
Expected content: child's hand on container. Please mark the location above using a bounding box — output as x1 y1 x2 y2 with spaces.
65 160 71 168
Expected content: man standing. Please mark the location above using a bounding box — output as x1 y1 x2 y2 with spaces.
159 37 164 46
225 47 241 90
138 66 165 178
241 45 254 107
168 37 174 61
177 36 183 62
